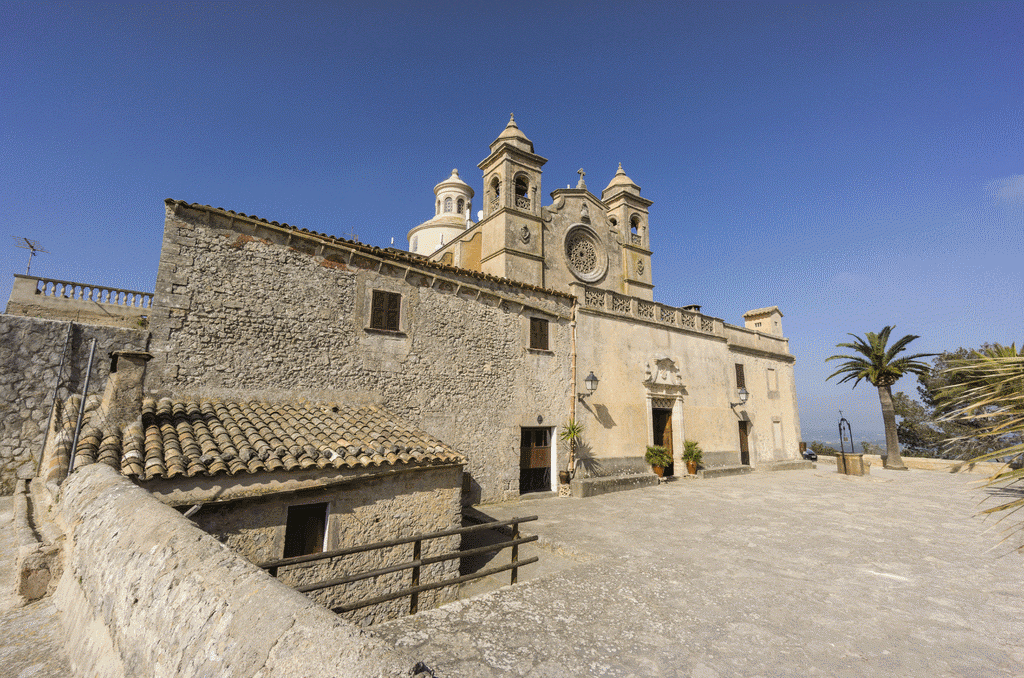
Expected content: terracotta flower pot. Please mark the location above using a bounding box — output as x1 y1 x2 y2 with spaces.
652 465 665 477
686 460 698 475
558 470 571 485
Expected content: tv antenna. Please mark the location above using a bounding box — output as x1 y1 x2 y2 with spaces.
13 237 48 275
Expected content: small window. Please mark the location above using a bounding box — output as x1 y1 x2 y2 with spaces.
444 197 452 213
530 318 549 350
755 321 762 328
370 290 401 332
767 367 778 392
735 363 746 389
630 215 641 234
457 198 465 213
284 502 328 558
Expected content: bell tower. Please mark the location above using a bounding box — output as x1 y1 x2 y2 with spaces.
602 163 654 300
475 115 548 287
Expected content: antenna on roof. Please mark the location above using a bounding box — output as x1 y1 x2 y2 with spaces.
345 228 359 243
12 237 48 275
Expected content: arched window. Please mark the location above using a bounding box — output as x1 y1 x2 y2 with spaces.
514 175 530 209
444 197 453 213
489 177 501 211
457 198 465 214
630 215 641 234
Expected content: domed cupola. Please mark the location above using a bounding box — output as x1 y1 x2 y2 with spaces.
407 169 475 256
601 163 642 200
489 113 534 154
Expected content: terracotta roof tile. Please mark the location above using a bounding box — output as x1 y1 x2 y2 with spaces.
66 397 465 481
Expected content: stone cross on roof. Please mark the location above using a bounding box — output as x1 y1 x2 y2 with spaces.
576 168 587 190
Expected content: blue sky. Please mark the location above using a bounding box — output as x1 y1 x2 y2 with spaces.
2 1 1021 443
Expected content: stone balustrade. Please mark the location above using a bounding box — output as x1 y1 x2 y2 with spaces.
576 284 723 337
6 274 153 328
575 283 791 357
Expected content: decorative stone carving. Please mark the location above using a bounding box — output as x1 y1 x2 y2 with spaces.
643 356 685 397
636 259 644 277
580 202 589 222
520 225 530 244
564 225 606 283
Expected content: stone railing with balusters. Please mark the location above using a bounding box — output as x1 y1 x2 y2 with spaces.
515 196 531 210
576 284 722 337
489 196 500 212
630 233 642 246
6 274 153 328
574 283 791 356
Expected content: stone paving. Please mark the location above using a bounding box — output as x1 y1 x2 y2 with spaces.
374 467 1024 678
0 495 72 678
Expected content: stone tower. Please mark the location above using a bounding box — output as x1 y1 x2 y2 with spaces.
407 169 475 256
602 163 654 299
475 114 548 287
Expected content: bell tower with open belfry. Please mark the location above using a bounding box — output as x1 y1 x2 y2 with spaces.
474 114 548 288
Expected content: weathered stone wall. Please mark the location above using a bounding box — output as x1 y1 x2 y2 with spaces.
147 202 574 503
185 465 463 626
55 463 422 678
0 315 148 494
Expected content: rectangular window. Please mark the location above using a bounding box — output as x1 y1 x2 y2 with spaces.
283 502 328 558
735 363 746 389
529 318 549 350
767 367 778 392
370 290 401 332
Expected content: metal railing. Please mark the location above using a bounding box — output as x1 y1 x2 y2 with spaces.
258 515 538 616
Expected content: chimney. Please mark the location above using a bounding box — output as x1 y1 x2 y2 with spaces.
98 351 153 431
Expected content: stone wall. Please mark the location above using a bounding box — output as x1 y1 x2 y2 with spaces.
147 202 574 503
55 463 423 678
182 465 463 626
0 315 148 494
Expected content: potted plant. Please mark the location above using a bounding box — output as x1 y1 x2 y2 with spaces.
683 440 703 475
559 419 584 485
645 445 672 477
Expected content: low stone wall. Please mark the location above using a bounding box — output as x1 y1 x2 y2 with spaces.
0 315 148 494
55 464 424 678
816 453 1006 475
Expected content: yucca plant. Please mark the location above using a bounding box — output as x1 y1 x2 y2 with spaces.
826 326 934 470
560 419 584 480
937 344 1024 551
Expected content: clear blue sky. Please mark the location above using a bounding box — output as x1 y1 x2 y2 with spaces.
2 1 1021 443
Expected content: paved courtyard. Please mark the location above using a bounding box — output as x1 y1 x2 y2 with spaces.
374 467 1024 678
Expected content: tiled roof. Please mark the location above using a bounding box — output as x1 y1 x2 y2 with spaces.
164 199 575 300
64 397 464 481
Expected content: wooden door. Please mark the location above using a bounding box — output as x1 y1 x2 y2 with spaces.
738 421 750 465
519 427 551 494
653 408 674 476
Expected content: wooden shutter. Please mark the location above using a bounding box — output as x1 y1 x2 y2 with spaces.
371 291 400 331
735 363 746 389
530 318 548 350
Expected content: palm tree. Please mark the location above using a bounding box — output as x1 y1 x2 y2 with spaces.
937 344 1024 550
826 326 934 470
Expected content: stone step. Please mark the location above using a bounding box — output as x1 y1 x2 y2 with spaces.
756 460 816 472
697 465 753 479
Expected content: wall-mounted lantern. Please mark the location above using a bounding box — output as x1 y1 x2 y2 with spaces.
731 387 749 408
578 371 599 402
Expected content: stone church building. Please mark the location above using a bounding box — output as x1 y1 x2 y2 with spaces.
3 116 802 508
406 115 803 484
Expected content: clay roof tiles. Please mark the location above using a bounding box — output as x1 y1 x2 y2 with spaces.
64 397 464 482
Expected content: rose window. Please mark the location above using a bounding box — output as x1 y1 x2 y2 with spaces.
567 233 597 274
564 225 606 283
